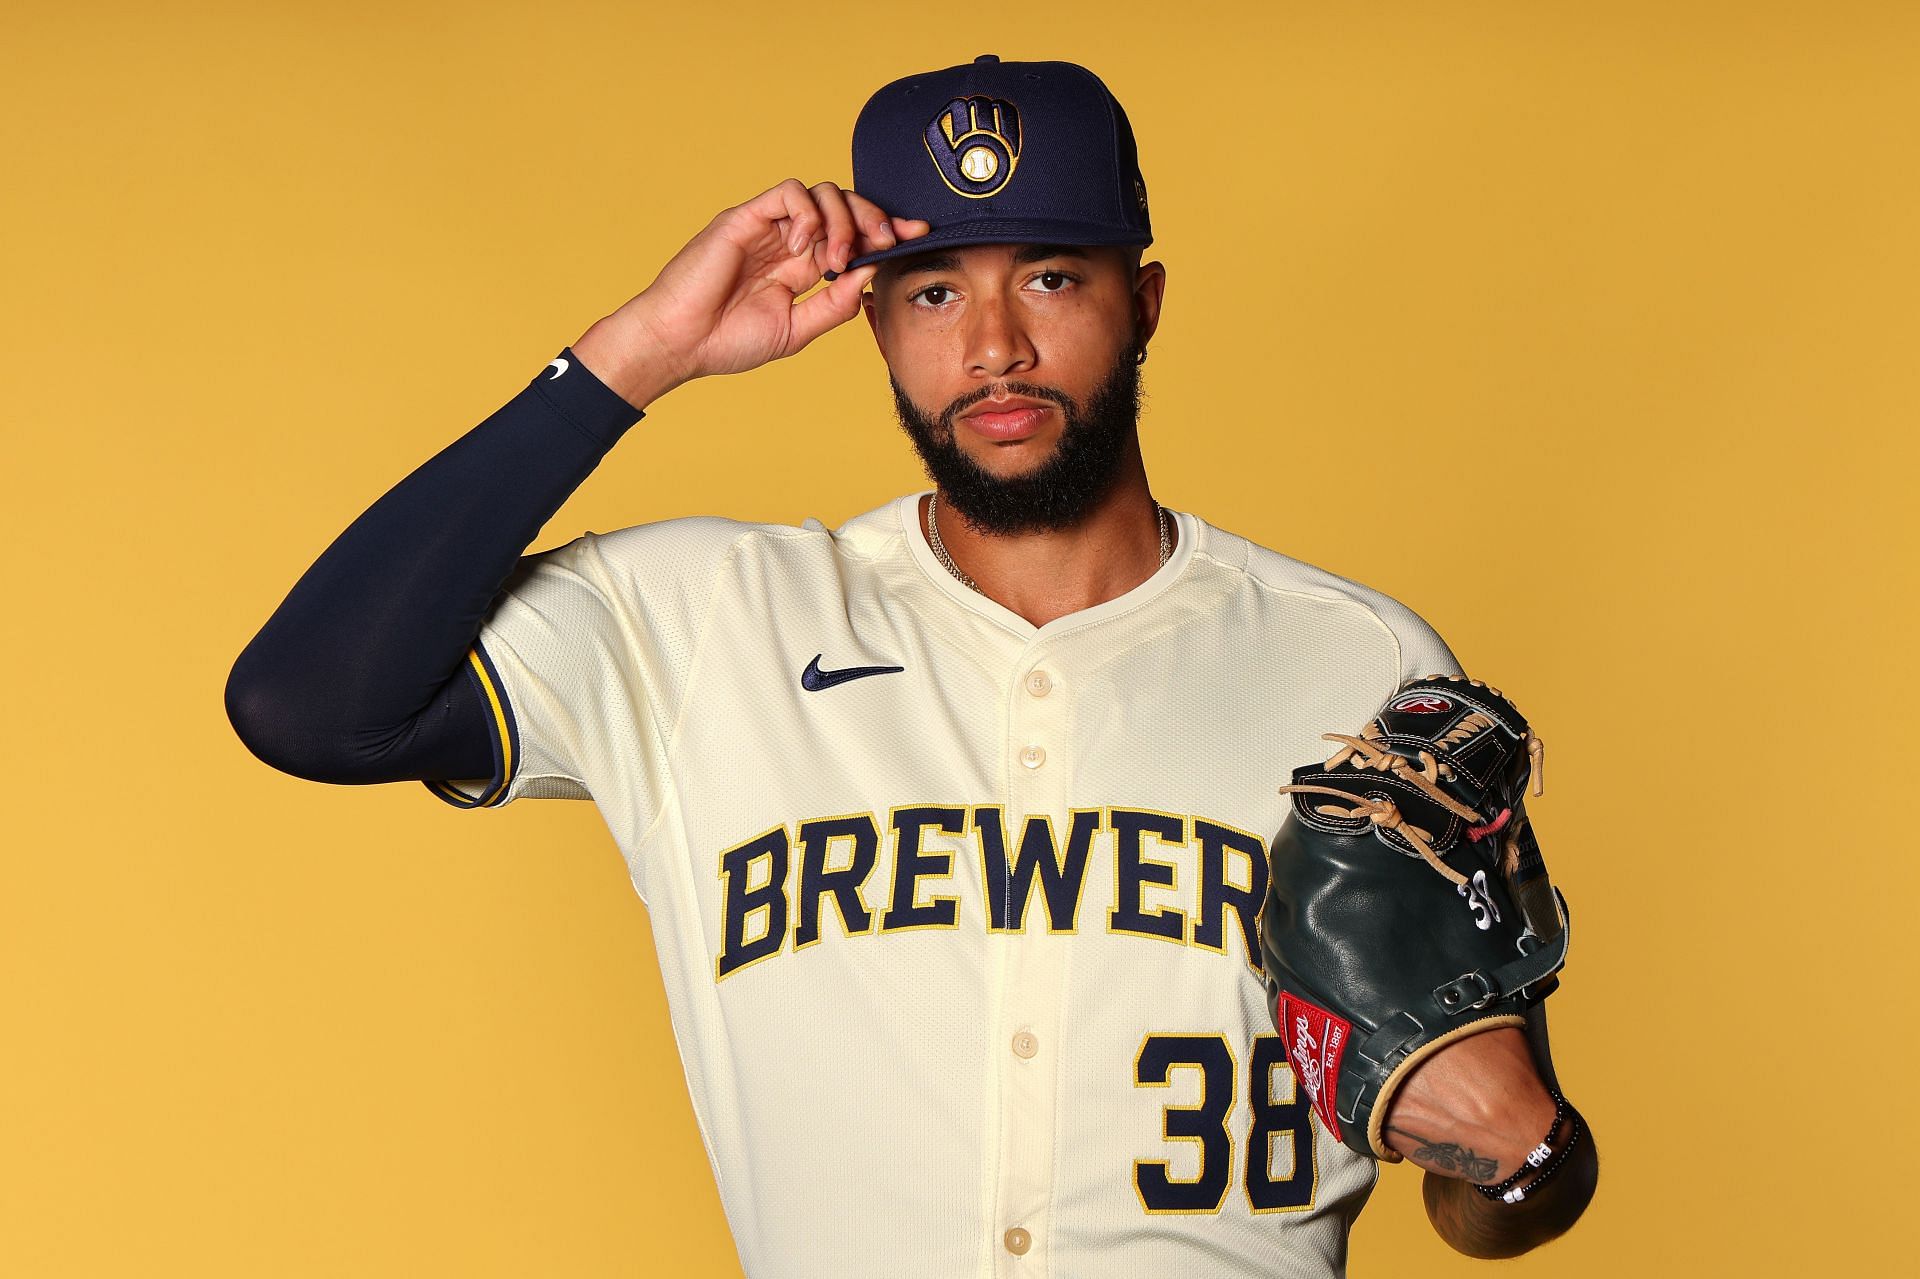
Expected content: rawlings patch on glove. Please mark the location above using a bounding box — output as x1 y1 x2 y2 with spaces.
1259 675 1570 1160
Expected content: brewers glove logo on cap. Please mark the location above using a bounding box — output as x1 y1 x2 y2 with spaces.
925 95 1022 197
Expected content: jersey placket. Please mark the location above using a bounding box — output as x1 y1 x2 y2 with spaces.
988 642 1074 1277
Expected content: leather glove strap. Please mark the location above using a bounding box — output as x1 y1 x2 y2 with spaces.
1432 891 1572 1013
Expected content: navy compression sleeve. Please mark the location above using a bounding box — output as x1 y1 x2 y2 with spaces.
224 350 643 785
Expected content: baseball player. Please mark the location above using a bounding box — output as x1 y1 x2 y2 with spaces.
228 55 1594 1276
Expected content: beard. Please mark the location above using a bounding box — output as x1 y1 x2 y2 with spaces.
889 336 1145 535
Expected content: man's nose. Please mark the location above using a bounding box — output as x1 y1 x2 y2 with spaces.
963 294 1036 379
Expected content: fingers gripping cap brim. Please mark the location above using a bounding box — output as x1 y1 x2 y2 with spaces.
823 219 1152 281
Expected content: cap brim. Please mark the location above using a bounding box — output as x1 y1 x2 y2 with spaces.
824 218 1152 281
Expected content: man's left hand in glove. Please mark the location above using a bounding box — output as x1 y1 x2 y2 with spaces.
1260 675 1599 1257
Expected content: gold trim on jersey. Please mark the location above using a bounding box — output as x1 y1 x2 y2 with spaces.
422 643 517 809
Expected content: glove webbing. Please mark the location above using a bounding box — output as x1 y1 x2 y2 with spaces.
1278 730 1544 889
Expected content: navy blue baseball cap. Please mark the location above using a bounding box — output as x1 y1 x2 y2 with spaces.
836 54 1152 278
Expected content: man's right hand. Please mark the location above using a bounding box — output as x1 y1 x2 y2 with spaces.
572 179 929 410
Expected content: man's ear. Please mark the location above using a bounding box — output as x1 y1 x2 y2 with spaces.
862 289 884 356
1132 258 1167 350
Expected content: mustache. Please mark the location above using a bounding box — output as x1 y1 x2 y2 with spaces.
940 381 1076 430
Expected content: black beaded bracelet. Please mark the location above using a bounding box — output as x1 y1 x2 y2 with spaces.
1496 1105 1585 1204
1474 1091 1584 1206
1474 1091 1568 1198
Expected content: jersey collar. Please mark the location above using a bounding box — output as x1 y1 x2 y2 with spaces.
894 490 1198 639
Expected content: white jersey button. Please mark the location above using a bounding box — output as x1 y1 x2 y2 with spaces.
1024 668 1053 697
1018 745 1046 769
1011 1030 1038 1059
1003 1227 1032 1256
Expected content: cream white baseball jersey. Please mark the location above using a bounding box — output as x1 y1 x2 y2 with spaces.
427 492 1461 1278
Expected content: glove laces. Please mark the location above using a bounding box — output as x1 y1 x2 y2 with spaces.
1278 723 1545 888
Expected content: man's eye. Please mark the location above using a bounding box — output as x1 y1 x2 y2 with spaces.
1029 271 1074 292
911 285 953 307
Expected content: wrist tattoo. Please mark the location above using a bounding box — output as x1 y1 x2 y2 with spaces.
1387 1127 1500 1182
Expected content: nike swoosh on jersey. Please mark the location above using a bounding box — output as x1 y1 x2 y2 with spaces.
801 654 905 692
546 357 569 379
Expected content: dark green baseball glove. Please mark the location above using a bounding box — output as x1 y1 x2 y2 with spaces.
1259 675 1570 1160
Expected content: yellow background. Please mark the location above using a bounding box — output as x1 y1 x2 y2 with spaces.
4 1 1912 1273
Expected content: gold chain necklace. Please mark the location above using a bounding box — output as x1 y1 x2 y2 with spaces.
926 491 1171 594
